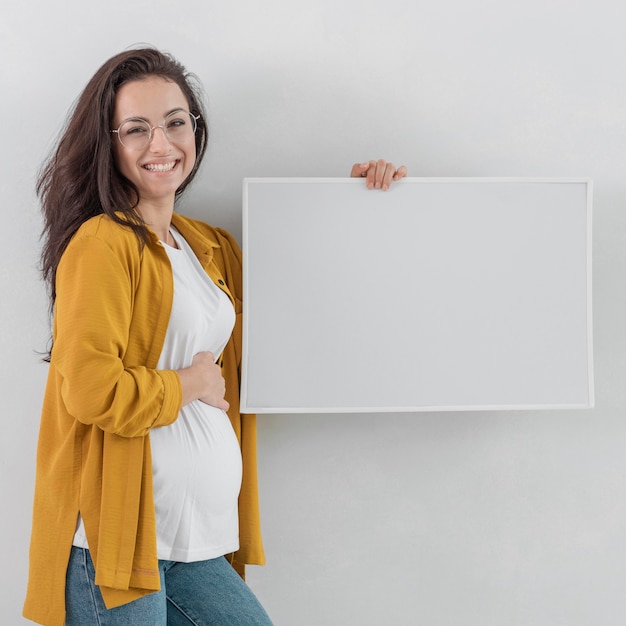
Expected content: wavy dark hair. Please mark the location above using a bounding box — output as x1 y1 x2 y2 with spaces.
38 47 208 307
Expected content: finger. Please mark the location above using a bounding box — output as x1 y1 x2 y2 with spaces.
381 163 397 191
350 162 370 178
365 160 377 189
201 395 230 411
392 165 408 181
375 159 393 189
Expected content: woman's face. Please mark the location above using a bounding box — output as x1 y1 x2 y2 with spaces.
112 76 197 208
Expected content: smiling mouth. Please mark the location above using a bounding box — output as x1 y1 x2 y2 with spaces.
143 160 178 172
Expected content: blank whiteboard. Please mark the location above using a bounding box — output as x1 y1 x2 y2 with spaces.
241 178 594 413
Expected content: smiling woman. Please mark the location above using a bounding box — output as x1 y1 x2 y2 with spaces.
111 77 198 239
22 46 406 626
23 48 273 626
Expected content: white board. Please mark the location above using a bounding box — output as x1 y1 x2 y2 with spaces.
241 178 593 413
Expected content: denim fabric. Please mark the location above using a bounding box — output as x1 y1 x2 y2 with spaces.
65 546 273 625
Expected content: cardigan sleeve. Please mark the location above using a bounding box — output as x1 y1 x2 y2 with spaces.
52 234 182 438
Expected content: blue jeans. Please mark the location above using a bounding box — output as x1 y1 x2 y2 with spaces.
65 546 273 625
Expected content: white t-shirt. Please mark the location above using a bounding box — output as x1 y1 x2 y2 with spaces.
74 227 241 562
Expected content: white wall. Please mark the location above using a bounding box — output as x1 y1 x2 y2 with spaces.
2 1 624 624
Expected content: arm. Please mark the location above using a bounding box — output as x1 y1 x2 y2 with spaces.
53 234 183 437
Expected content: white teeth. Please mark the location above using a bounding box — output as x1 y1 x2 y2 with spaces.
144 161 176 172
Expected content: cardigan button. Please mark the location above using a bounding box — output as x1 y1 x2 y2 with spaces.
218 279 225 285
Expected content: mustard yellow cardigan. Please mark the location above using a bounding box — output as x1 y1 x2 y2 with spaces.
23 213 265 626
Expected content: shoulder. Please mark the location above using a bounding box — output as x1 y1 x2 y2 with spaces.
72 214 144 247
172 213 224 241
172 213 242 263
62 214 151 274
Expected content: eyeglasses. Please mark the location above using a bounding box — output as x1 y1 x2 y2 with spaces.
111 110 200 150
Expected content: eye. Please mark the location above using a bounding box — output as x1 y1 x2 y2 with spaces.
123 124 149 136
119 118 150 138
166 114 188 129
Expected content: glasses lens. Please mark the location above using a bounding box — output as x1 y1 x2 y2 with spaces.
117 119 151 150
163 111 197 143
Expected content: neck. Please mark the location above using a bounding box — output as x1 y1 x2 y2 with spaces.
137 198 175 243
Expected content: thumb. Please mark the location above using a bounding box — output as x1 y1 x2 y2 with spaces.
350 162 370 178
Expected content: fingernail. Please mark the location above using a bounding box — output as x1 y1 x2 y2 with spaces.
367 182 373 189
375 182 381 189
382 184 388 191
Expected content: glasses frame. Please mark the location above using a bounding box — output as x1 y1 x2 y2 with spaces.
110 110 201 150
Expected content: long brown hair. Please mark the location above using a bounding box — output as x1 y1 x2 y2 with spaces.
38 47 208 307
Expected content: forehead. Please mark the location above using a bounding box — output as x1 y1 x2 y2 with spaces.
113 76 189 123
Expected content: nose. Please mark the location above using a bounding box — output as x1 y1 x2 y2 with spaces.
148 125 171 151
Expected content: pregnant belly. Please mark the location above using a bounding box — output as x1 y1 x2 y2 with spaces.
149 402 243 556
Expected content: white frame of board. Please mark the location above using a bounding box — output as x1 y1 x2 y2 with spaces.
240 178 594 413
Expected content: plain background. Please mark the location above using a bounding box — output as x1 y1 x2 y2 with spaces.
1 1 624 624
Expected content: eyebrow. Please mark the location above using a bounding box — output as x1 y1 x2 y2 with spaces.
118 107 188 125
